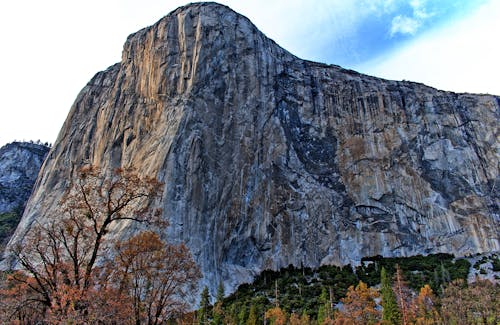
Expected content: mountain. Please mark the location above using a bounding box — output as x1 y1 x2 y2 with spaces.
0 142 49 246
4 2 499 294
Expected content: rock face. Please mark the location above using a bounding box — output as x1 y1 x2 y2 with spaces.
0 142 49 215
0 142 49 247
5 3 499 294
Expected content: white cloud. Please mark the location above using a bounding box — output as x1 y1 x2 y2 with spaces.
0 0 498 147
356 0 500 95
390 0 434 36
390 15 421 35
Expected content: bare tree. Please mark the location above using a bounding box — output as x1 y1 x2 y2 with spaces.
1 165 165 323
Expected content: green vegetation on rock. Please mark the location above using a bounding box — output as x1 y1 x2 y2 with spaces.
0 211 21 247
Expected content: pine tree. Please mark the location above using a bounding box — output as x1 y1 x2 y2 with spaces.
317 287 330 324
223 304 238 325
212 282 224 325
198 286 210 325
246 304 258 325
216 281 224 303
380 267 401 324
237 306 247 325
300 311 311 325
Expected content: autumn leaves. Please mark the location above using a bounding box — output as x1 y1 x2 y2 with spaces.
1 166 200 324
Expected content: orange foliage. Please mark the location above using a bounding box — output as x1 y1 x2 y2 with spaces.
289 312 311 325
0 166 199 323
410 284 440 325
114 231 201 324
334 280 381 325
265 306 287 325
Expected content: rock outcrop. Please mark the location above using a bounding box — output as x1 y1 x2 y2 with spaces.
0 142 49 215
5 3 499 294
0 142 49 247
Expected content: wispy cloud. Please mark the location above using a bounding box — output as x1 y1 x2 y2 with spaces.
390 0 434 36
357 0 500 95
390 15 421 35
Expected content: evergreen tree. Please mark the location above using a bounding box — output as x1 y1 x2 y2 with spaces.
212 282 224 325
212 304 223 325
380 267 401 325
198 286 210 325
317 287 330 324
300 311 311 325
246 304 258 325
216 281 225 303
223 304 238 325
237 305 247 324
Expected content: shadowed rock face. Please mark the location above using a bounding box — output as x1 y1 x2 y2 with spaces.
5 3 499 294
0 142 49 215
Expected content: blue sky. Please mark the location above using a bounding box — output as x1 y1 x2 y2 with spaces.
309 0 488 66
0 0 498 147
306 0 485 66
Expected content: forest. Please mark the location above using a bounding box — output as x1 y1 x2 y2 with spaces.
194 254 498 324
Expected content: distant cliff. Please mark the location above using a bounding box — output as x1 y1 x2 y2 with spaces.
0 142 49 246
5 3 499 294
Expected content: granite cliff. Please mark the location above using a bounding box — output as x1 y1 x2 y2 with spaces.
0 142 49 246
5 3 499 294
0 142 49 215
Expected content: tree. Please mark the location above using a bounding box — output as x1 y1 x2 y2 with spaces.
439 279 467 324
223 303 238 325
246 304 258 325
216 281 225 303
289 312 301 325
380 267 400 325
212 281 225 325
393 264 413 325
317 287 331 324
411 284 440 325
198 286 210 324
300 311 311 325
114 231 201 325
265 306 287 325
0 271 51 323
334 280 381 324
441 278 499 324
0 165 195 323
237 305 247 324
465 279 499 324
289 311 311 325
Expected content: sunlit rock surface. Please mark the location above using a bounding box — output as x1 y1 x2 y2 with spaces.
5 3 499 294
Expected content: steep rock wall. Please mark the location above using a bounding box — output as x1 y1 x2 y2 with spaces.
5 3 499 294
0 142 49 215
